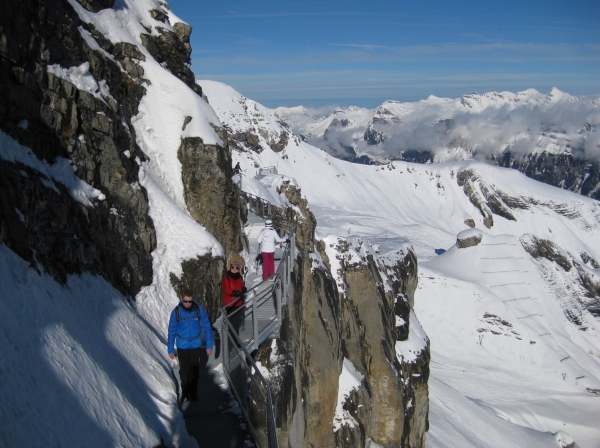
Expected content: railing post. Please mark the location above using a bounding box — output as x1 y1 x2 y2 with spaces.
222 317 229 371
277 279 282 326
252 292 259 351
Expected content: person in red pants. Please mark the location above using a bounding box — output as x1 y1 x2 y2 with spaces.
257 219 287 280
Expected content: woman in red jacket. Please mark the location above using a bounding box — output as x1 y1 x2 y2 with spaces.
222 262 246 334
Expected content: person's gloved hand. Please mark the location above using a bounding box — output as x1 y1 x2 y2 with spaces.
286 239 291 244
242 286 247 293
232 290 241 297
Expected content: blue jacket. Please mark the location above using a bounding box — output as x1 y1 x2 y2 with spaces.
167 301 214 354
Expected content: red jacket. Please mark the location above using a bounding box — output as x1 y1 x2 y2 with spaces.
222 271 245 308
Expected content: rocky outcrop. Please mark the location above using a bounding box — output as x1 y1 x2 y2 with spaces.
74 0 115 13
457 229 483 248
254 183 429 447
178 130 242 263
229 130 263 153
457 169 517 228
521 234 600 320
494 151 600 201
0 0 156 295
169 254 225 322
520 235 573 271
140 26 202 96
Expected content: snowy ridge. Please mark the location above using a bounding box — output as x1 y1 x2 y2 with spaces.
207 81 600 447
200 79 300 153
275 87 599 164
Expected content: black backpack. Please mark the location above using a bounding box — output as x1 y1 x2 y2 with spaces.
175 304 200 322
174 304 203 343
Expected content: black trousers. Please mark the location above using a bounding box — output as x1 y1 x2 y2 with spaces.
177 347 208 399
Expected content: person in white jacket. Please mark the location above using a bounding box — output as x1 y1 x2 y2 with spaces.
257 219 286 280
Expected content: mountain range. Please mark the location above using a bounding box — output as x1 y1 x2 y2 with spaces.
1 0 599 447
202 79 600 447
275 88 600 200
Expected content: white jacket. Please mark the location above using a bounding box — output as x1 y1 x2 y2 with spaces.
258 226 286 253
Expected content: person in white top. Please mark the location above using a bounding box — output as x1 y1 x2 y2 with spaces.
257 219 287 280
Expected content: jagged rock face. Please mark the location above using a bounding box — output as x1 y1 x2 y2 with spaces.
334 250 428 448
140 28 202 96
0 0 156 295
457 169 517 228
494 151 600 201
178 130 242 262
342 264 405 444
254 182 428 447
169 254 225 322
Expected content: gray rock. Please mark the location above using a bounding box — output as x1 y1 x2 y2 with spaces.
457 229 483 248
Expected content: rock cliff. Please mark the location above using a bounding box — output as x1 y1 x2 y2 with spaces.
252 175 429 448
0 0 157 295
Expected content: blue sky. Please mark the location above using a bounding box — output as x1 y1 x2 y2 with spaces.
167 0 600 108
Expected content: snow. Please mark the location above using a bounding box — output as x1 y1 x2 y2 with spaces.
47 62 114 103
3 0 600 443
333 358 364 431
0 130 106 206
207 81 600 447
0 244 195 447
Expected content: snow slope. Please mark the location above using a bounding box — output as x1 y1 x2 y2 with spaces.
0 244 193 447
202 80 600 447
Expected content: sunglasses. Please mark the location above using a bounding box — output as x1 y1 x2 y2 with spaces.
182 300 193 304
231 266 239 270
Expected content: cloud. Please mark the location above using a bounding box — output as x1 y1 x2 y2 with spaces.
294 95 600 162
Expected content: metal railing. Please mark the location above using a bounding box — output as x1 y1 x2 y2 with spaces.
254 166 278 179
220 190 296 448
239 190 295 228
222 317 279 448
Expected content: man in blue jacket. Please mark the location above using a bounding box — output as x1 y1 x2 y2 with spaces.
168 289 214 402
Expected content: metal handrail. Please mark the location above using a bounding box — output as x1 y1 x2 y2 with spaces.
222 317 279 448
239 190 295 228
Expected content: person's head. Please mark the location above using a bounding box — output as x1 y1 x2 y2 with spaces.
181 289 194 307
265 219 272 227
230 262 240 273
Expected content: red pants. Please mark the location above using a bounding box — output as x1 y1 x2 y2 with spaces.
262 252 275 280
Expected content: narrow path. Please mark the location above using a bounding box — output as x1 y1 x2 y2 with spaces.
173 212 287 446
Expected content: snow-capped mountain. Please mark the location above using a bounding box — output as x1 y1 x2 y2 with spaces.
2 0 599 445
201 80 600 447
275 88 600 200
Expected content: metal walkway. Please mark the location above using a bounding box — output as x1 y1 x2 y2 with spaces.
220 191 295 448
175 191 294 448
